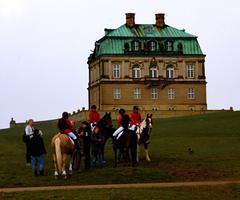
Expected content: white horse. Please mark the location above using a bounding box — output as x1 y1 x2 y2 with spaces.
136 114 153 162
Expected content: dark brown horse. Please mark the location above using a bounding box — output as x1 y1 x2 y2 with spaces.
96 112 115 162
112 115 138 167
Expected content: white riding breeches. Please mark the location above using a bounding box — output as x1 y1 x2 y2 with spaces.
68 132 77 140
129 124 136 131
113 127 124 137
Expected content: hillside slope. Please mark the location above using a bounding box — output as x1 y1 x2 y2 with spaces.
0 111 240 187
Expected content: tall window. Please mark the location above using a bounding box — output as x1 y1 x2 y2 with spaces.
133 88 141 99
151 88 158 99
132 65 141 78
113 88 121 100
150 68 158 78
133 41 140 51
187 88 195 99
168 88 175 100
149 41 156 51
166 41 173 51
166 66 174 79
187 64 195 78
112 64 121 78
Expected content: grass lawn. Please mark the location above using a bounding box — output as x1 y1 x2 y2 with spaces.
0 111 240 188
1 185 240 200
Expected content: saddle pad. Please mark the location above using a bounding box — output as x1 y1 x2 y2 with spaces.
68 136 75 145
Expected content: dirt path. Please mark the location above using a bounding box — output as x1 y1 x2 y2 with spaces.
1 180 240 193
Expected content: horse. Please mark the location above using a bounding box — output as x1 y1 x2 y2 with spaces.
51 133 75 179
112 115 138 167
96 112 115 162
136 114 153 162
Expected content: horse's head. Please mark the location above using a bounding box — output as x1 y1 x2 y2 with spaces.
146 114 153 129
98 112 112 128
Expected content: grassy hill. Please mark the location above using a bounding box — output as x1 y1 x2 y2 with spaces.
0 111 240 188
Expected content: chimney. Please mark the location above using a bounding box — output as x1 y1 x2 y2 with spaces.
126 13 135 28
155 13 165 28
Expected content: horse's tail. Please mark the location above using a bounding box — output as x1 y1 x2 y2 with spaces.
55 137 62 173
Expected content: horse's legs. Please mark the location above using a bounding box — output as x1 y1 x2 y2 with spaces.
114 146 117 168
144 143 151 162
130 134 138 166
136 134 140 163
69 158 73 175
52 153 59 178
101 143 106 163
62 154 68 179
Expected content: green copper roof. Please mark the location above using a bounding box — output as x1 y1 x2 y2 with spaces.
90 24 204 59
105 24 196 38
97 38 203 56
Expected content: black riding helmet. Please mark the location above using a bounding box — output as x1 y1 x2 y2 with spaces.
119 108 125 115
91 105 97 110
133 106 139 111
62 112 69 119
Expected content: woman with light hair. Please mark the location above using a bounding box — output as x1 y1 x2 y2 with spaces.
24 119 34 166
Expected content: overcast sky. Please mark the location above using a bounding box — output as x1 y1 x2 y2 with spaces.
0 0 239 129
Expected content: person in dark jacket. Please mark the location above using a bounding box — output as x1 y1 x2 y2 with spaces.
91 126 105 168
80 121 92 169
57 112 79 149
29 129 47 176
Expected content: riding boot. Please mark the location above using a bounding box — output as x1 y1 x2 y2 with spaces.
74 139 80 150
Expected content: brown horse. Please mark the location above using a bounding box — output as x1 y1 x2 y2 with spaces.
51 133 75 179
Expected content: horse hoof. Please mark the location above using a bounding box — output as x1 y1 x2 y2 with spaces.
63 175 67 179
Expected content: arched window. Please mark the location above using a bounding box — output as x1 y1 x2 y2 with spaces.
132 64 141 78
166 65 174 79
150 68 158 78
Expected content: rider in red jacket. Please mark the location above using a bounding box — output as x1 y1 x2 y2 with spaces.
129 106 142 132
113 108 126 139
89 105 100 130
58 112 79 149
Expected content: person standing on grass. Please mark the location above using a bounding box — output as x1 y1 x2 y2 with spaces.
89 105 100 131
24 119 34 166
91 126 104 168
29 129 47 176
80 121 92 169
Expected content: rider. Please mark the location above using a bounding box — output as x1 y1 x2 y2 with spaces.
89 105 100 131
57 112 79 149
129 106 142 132
113 108 130 140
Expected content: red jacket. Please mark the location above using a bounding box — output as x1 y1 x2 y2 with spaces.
130 112 141 125
118 114 123 127
63 119 74 134
89 111 100 124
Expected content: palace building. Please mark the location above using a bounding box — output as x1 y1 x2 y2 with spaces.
88 13 207 111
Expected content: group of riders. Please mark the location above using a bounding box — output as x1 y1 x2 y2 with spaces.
62 105 142 144
24 105 147 176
